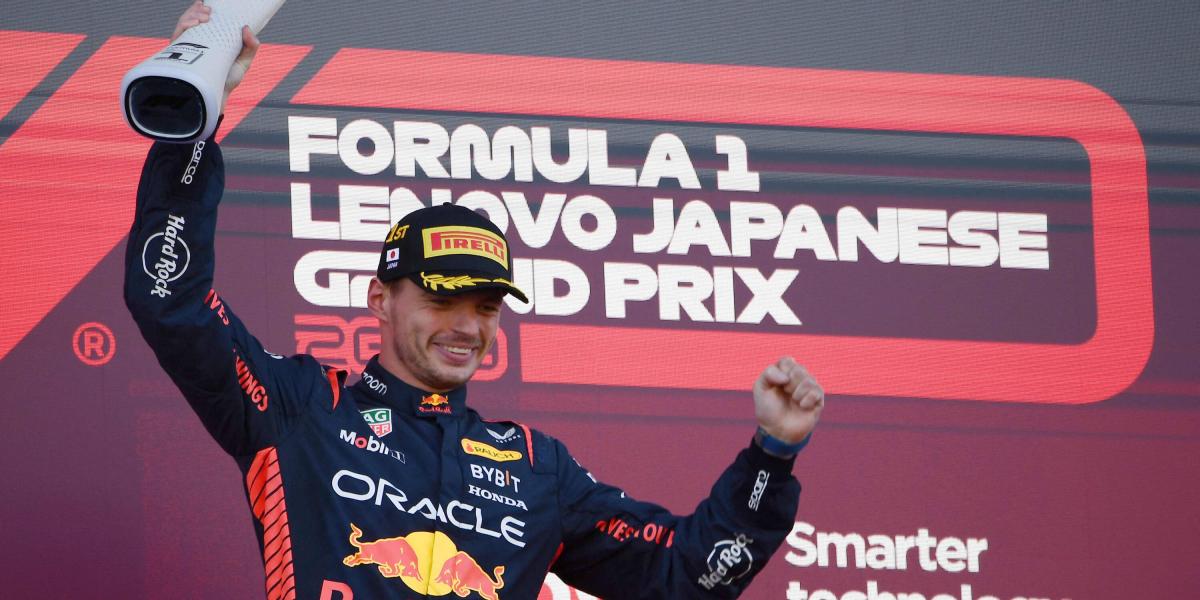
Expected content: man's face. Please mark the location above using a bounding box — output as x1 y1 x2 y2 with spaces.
372 278 503 392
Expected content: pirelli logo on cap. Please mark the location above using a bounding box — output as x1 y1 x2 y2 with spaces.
423 226 508 267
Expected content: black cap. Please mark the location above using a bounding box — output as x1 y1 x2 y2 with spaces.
377 204 528 303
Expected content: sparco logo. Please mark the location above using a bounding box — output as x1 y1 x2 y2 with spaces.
698 533 754 591
142 214 190 298
360 371 387 395
748 470 769 511
180 140 205 184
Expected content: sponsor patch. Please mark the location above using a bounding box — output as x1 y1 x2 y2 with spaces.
332 471 525 548
180 140 205 184
233 351 268 412
342 524 506 598
461 438 522 462
748 470 768 511
141 214 190 298
419 393 452 415
468 484 528 511
698 534 754 591
486 426 519 444
422 226 508 266
339 429 405 463
360 408 393 437
360 371 388 395
469 464 522 492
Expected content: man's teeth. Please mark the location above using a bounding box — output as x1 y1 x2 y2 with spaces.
444 345 471 355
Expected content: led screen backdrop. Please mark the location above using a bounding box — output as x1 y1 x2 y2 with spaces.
1 3 1198 599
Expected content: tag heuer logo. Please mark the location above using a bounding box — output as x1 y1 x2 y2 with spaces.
360 408 393 437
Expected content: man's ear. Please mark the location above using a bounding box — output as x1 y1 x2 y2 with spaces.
367 277 389 322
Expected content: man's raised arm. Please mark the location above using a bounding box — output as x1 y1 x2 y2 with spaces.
123 4 330 457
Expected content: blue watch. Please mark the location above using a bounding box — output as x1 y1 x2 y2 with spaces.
754 427 811 458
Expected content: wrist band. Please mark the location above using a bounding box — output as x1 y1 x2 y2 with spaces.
755 427 811 458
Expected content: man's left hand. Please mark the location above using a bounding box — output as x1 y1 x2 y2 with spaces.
753 357 824 444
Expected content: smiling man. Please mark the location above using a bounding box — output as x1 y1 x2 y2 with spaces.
124 3 824 599
368 206 522 395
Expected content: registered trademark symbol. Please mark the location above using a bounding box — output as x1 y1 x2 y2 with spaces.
73 322 115 366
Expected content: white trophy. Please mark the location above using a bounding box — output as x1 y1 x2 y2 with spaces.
121 0 286 143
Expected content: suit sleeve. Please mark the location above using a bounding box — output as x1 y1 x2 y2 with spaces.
123 136 332 457
551 435 801 599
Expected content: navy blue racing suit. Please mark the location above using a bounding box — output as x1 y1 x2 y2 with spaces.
124 135 803 599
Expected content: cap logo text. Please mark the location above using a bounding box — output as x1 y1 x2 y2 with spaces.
385 223 409 243
423 226 508 266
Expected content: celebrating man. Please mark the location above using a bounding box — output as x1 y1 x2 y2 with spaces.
125 3 824 598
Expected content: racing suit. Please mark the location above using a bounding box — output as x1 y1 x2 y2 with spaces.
124 135 803 599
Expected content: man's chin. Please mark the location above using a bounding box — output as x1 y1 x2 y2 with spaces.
427 363 478 390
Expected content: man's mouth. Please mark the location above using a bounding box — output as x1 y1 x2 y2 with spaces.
433 341 477 362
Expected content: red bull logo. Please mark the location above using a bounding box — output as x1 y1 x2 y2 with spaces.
419 393 452 415
436 551 505 600
342 523 423 580
342 524 506 598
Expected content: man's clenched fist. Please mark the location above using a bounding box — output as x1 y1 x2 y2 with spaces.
753 357 824 445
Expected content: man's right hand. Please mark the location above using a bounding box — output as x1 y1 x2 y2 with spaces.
171 0 260 108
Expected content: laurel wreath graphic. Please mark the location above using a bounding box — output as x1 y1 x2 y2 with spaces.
420 272 493 291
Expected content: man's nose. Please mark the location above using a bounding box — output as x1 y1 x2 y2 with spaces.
446 303 480 333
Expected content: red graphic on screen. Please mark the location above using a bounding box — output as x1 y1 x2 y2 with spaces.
295 314 509 381
0 33 310 364
0 31 82 120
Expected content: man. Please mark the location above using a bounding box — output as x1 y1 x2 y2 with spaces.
125 3 824 598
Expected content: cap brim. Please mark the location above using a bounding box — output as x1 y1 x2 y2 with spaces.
408 271 529 304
